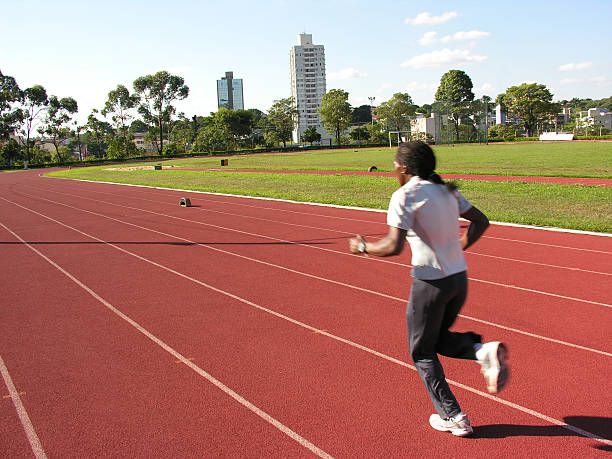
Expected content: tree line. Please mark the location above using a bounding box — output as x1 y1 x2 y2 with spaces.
2 67 610 166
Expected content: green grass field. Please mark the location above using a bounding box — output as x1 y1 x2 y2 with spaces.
48 144 612 233
154 141 612 178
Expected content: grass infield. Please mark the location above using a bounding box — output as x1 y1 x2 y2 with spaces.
49 166 612 233
156 141 612 178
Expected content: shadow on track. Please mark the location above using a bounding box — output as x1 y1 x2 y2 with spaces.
472 416 611 450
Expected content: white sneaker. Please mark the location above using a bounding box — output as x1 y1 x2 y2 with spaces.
429 412 473 437
477 341 509 393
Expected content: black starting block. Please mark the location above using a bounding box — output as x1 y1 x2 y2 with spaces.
179 197 191 207
221 159 228 166
368 165 378 172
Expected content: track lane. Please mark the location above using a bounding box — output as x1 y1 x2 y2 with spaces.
1 213 609 455
2 171 608 454
1 188 610 445
5 187 608 356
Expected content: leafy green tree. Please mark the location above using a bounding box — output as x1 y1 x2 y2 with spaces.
247 108 266 125
192 119 225 153
215 108 255 149
129 119 149 133
375 93 416 133
488 124 519 141
133 71 189 154
101 84 139 141
418 104 433 117
0 138 22 165
266 97 298 147
366 123 388 144
301 126 321 145
318 89 352 144
40 96 78 163
263 130 280 148
349 125 370 143
19 85 48 165
106 137 139 159
502 83 559 137
0 70 23 140
435 70 475 140
351 105 372 124
85 110 113 157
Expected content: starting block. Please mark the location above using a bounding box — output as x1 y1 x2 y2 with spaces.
179 197 191 207
221 159 228 166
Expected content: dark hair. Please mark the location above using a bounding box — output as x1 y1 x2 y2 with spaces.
395 141 457 192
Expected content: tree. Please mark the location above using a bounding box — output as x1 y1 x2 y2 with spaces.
375 93 416 132
435 70 475 140
301 126 321 145
85 110 113 157
351 105 372 124
266 97 298 147
502 83 559 137
318 89 352 145
101 84 139 141
0 70 23 141
133 70 189 154
19 85 48 165
40 96 78 163
349 125 370 143
0 138 22 165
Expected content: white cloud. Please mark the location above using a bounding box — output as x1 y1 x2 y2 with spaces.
400 48 487 68
418 32 438 46
404 81 438 92
440 30 490 43
560 75 611 86
405 11 458 26
328 67 368 81
558 62 593 71
375 82 392 95
474 83 496 97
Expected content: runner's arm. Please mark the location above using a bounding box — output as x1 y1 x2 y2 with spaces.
349 227 407 257
460 205 489 250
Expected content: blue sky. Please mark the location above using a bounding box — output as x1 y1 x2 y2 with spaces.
2 0 610 124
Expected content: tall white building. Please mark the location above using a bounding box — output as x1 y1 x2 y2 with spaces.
289 33 330 143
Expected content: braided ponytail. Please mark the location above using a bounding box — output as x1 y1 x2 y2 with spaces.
395 141 457 192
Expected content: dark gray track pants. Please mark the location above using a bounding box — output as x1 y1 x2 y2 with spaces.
406 270 481 419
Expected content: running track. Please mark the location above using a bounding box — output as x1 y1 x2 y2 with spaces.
1 169 610 457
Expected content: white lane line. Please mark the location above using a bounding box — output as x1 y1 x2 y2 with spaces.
31 183 612 274
466 251 611 276
3 194 611 356
14 190 612 309
45 175 612 240
0 355 47 459
1 218 610 448
0 221 333 459
483 236 612 254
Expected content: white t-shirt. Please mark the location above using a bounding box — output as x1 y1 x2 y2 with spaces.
387 176 472 280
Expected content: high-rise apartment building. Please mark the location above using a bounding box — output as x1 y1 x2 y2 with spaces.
217 71 244 110
289 33 329 142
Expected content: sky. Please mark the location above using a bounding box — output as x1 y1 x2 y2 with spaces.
2 0 611 125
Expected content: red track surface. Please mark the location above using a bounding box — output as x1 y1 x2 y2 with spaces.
1 169 611 457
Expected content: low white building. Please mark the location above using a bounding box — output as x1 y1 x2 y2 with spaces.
410 113 436 139
579 108 612 130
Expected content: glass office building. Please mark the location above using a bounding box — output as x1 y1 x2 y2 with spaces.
217 71 244 110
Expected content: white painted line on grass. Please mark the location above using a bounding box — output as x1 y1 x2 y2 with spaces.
0 221 333 459
1 215 610 448
0 354 47 459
